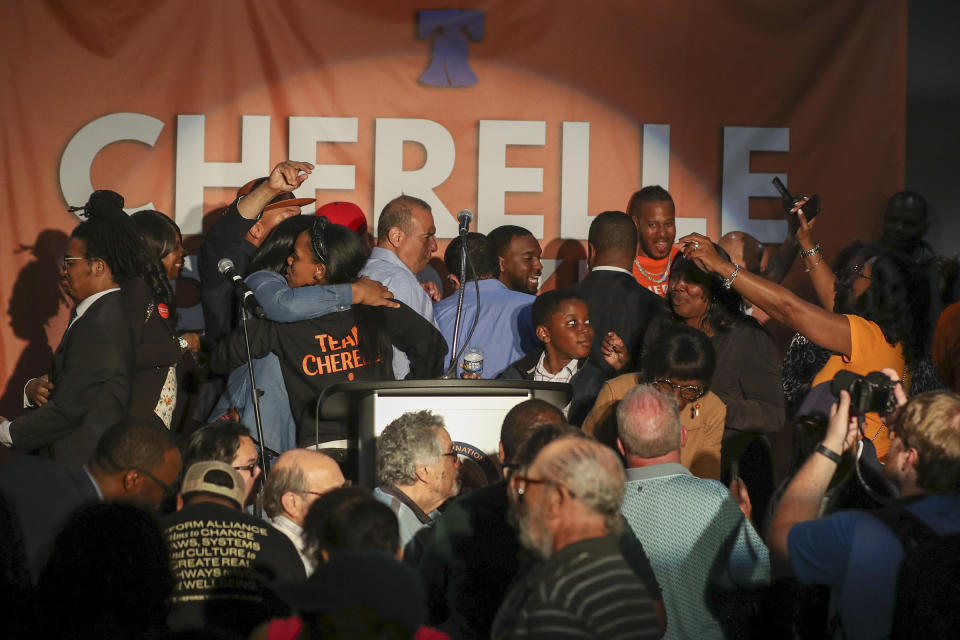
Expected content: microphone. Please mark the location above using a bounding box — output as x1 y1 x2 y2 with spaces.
217 258 266 319
457 209 473 236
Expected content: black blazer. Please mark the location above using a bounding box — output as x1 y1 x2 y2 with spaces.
122 278 189 423
198 200 257 347
564 269 666 425
568 269 666 370
10 290 133 464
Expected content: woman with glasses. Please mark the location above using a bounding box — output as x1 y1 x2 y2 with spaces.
782 240 943 420
583 324 726 480
648 247 785 450
680 205 931 460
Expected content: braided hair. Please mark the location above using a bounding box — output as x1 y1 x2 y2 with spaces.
130 210 180 313
69 190 150 288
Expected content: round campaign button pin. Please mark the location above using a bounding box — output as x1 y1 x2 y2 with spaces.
157 303 170 319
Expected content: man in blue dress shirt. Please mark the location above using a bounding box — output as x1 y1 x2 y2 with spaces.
360 195 439 379
434 232 537 378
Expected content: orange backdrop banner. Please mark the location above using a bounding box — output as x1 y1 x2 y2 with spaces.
0 0 906 408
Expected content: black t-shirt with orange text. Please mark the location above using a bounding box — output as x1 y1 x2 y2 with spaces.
210 302 446 441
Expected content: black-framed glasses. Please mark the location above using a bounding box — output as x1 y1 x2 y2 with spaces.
233 462 260 476
134 466 177 498
837 264 872 281
849 264 871 280
655 378 705 401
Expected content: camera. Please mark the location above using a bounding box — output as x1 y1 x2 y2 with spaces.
830 370 898 416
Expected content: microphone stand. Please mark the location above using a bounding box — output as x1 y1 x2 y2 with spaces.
443 231 481 379
238 298 269 491
445 238 470 377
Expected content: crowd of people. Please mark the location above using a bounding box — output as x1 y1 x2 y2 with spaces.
1 158 959 640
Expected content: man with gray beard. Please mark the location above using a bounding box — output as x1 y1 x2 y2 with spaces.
491 437 661 640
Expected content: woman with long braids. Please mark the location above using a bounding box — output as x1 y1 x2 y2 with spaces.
127 210 201 429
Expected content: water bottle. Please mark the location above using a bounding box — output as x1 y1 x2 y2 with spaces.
462 347 484 376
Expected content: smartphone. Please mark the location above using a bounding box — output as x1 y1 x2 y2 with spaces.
772 177 821 221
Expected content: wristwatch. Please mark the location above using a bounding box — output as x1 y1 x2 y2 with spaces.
178 336 190 352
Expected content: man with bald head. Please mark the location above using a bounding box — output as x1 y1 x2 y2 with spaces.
360 195 440 379
719 230 772 323
719 231 767 276
493 436 660 639
261 449 346 573
617 384 769 639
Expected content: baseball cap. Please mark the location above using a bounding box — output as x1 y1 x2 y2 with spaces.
237 177 315 214
315 201 368 234
180 461 245 507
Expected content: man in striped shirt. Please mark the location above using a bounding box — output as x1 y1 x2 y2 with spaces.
491 437 661 640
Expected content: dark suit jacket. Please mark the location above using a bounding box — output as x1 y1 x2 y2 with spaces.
121 278 189 422
569 269 666 367
10 290 133 464
0 456 100 581
565 269 666 424
198 200 257 347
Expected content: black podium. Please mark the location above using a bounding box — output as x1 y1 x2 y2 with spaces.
314 380 571 488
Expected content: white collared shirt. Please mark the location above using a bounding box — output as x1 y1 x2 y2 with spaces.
532 352 579 384
270 514 314 575
71 287 121 327
590 265 634 277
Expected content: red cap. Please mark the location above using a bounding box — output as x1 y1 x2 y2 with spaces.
315 201 368 234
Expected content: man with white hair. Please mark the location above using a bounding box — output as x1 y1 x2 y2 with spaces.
260 449 346 573
617 384 769 639
374 410 460 559
492 436 660 639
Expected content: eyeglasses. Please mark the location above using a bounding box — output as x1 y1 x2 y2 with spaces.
100 451 177 500
513 474 551 497
655 378 705 401
134 467 177 499
886 427 909 448
233 462 260 476
300 480 353 499
837 264 872 281
512 474 577 500
61 255 87 269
